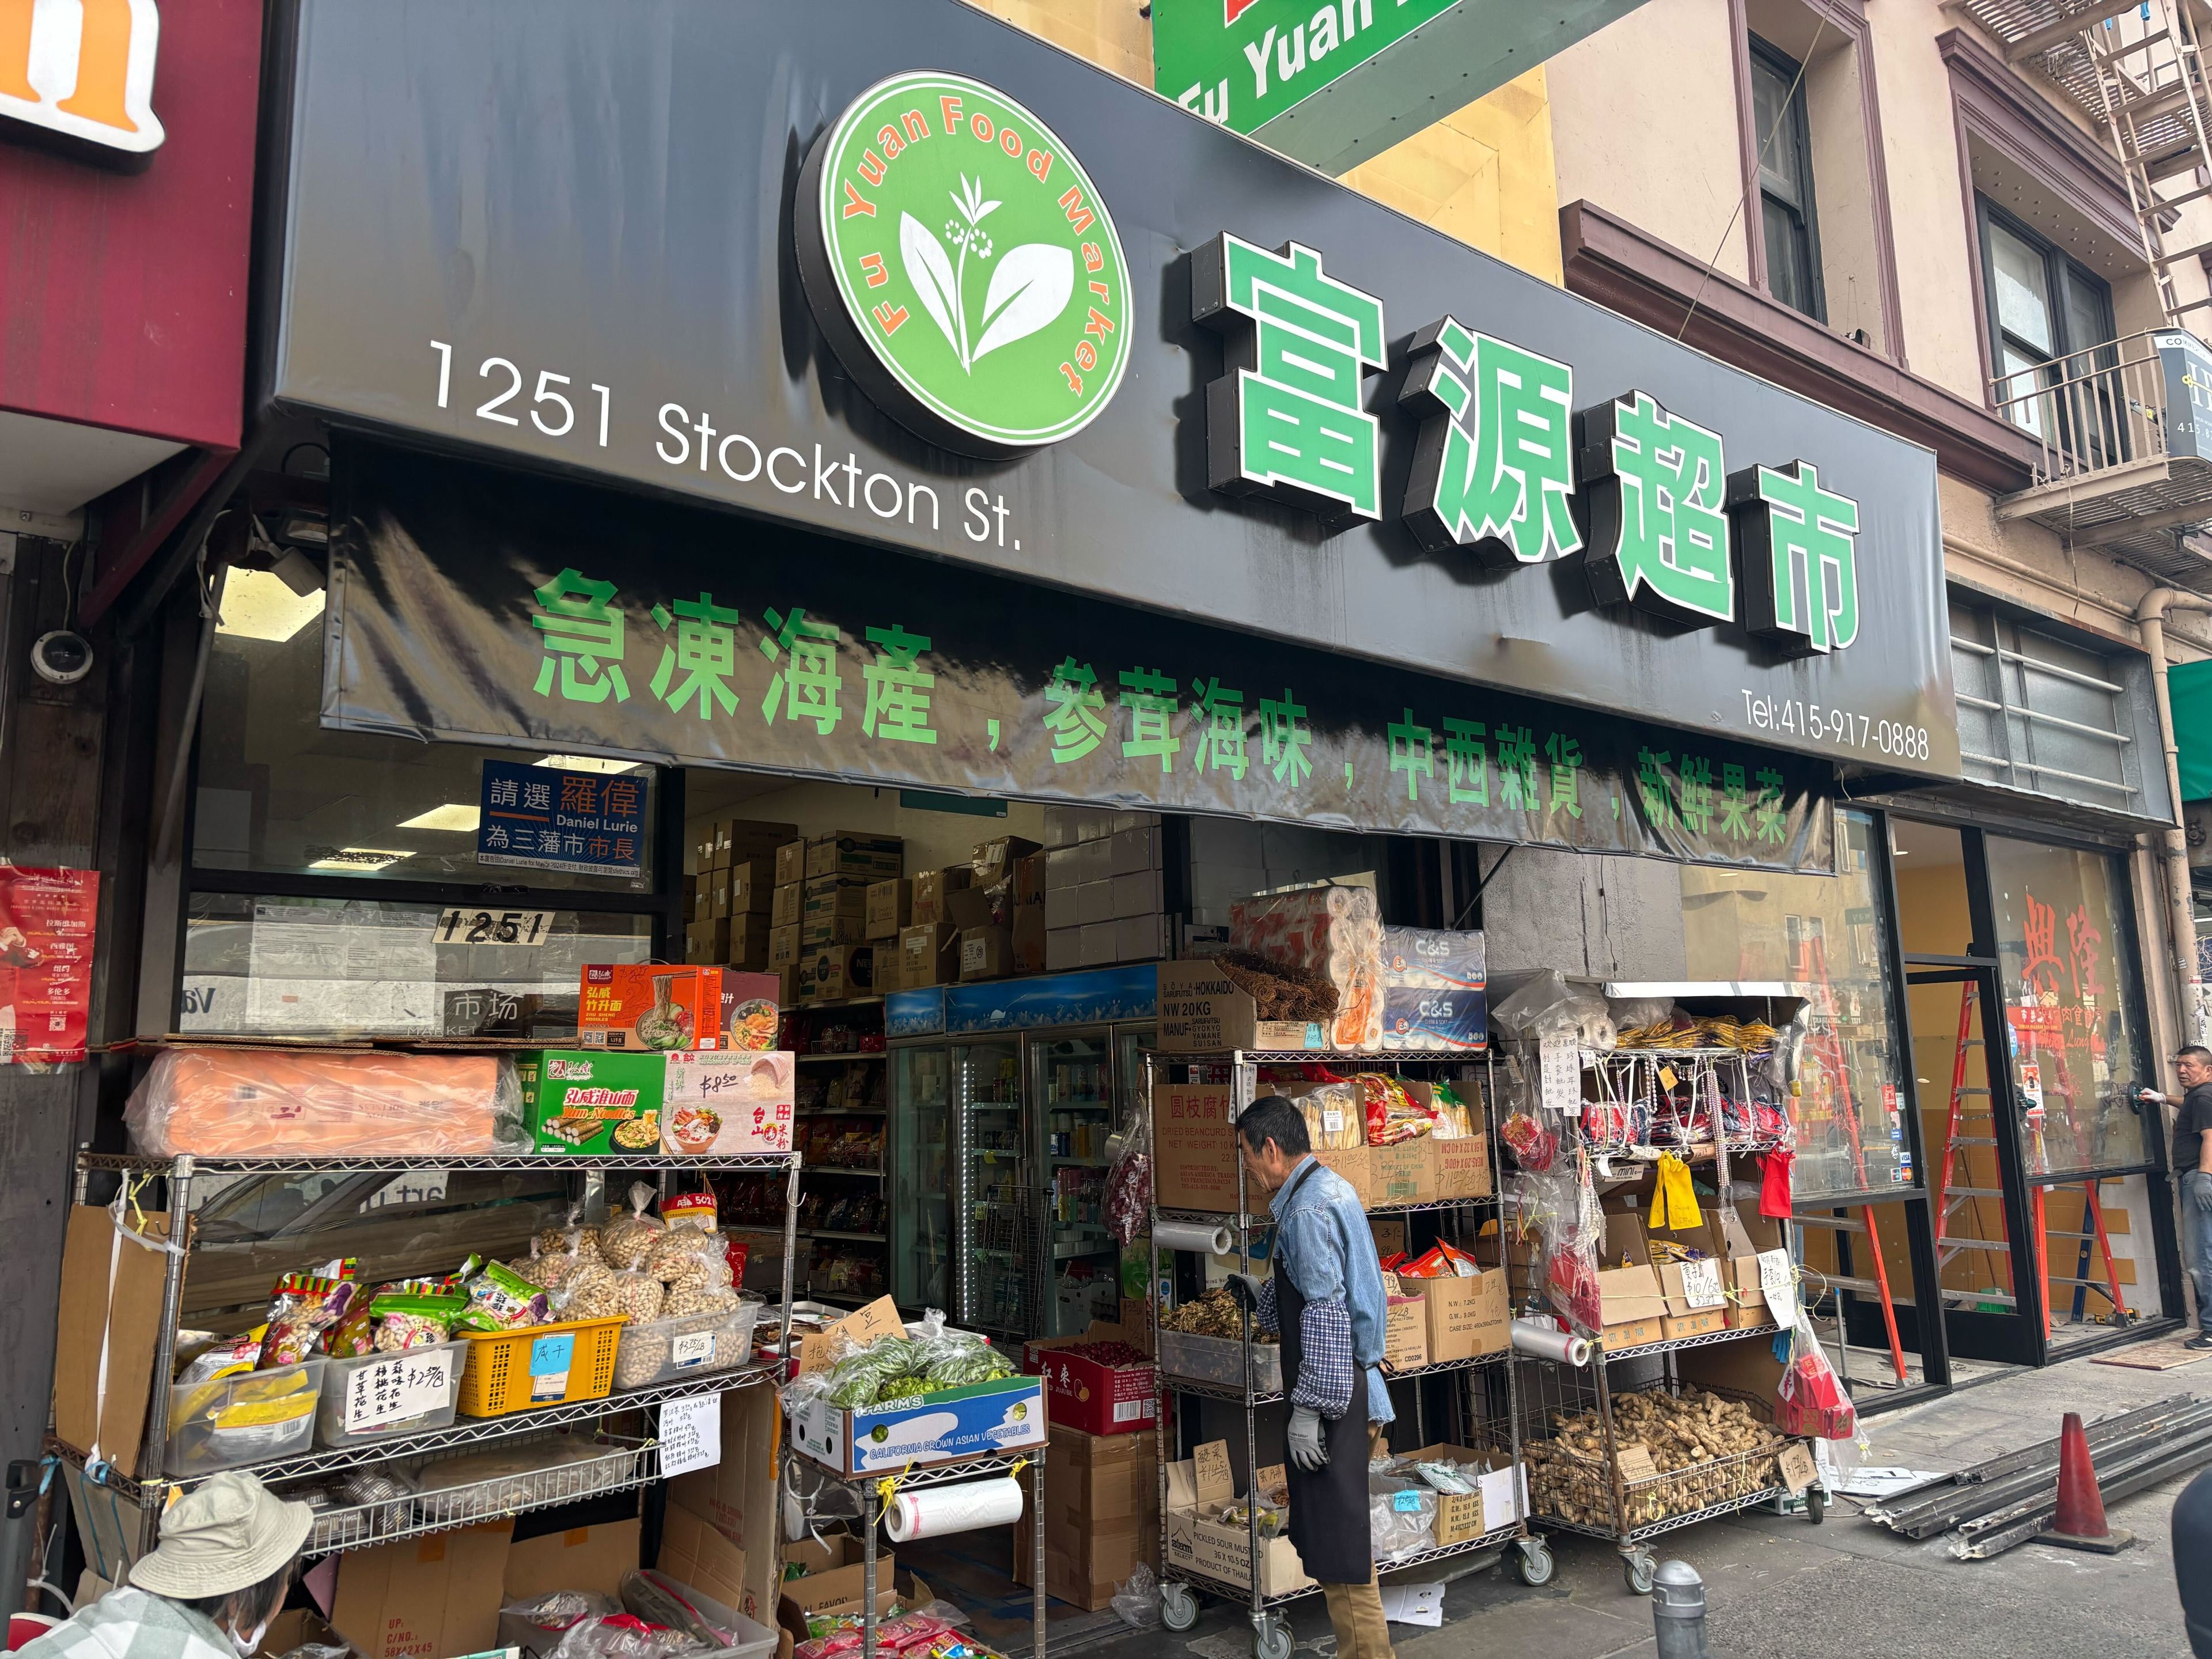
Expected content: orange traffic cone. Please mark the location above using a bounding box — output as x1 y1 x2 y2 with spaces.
2037 1410 2134 1554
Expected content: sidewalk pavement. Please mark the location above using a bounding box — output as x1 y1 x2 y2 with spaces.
1097 1344 2206 1659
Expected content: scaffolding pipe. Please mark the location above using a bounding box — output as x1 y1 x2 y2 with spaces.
2133 586 2211 1047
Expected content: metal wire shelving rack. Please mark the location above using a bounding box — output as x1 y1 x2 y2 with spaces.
1499 1027 1825 1594
58 1143 802 1566
1139 1047 1549 1659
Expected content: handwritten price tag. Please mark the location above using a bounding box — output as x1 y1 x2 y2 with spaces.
1539 1039 1580 1114
1616 1445 1660 1483
660 1393 724 1478
1679 1258 1726 1310
343 1350 453 1432
1758 1249 1800 1331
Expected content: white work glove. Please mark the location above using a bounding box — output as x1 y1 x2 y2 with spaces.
1287 1406 1328 1471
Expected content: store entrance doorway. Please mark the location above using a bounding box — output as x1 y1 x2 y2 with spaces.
1906 964 2040 1366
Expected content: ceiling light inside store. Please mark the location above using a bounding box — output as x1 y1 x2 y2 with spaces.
307 847 412 872
216 567 326 642
536 753 642 774
396 804 481 831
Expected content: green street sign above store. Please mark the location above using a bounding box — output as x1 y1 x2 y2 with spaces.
1151 0 1657 175
797 71 1132 456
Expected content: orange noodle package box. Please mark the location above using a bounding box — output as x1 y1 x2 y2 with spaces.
579 965 726 1051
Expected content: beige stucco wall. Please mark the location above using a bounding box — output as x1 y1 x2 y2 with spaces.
963 0 1564 282
1547 0 1751 280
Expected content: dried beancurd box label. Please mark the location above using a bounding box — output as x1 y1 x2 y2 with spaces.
518 1048 667 1154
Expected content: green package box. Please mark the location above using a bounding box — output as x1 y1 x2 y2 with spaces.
517 1048 667 1155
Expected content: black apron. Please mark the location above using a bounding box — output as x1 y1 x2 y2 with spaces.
1274 1159 1374 1585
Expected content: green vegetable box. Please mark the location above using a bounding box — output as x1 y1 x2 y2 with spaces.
517 1049 666 1154
790 1371 1046 1474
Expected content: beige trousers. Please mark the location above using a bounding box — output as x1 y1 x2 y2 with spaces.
1319 1424 1396 1659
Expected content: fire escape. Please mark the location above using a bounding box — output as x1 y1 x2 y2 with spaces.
1964 0 2212 584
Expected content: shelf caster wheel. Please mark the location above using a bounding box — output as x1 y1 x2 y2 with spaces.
1252 1615 1293 1659
1805 1487 1828 1525
1160 1584 1199 1633
1623 1552 1657 1595
1512 1538 1555 1586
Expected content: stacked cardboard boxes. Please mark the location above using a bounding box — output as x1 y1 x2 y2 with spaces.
685 819 796 968
769 832 899 1003
1043 812 1171 971
1012 1425 1161 1611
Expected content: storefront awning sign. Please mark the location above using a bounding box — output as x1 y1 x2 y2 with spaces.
328 441 1834 872
270 0 1958 783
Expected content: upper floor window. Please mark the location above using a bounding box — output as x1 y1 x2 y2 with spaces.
1978 193 2116 436
1751 36 1824 324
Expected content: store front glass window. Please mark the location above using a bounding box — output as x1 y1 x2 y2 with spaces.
1681 810 1914 1198
181 894 652 1037
1985 836 2154 1172
195 619 654 892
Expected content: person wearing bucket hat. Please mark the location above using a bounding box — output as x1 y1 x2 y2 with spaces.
21 1472 313 1659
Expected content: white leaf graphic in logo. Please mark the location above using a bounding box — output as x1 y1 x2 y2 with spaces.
899 211 963 362
969 243 1075 365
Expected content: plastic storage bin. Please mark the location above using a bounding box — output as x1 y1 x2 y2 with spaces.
1155 1330 1284 1393
613 1298 764 1392
316 1341 468 1446
166 1357 327 1476
456 1316 625 1416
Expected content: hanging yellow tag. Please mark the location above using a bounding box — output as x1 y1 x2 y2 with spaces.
1658 1066 1679 1092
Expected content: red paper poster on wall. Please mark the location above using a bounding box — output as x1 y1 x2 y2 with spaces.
0 867 99 1064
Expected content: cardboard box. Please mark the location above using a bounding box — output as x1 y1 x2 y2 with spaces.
1113 913 1169 963
771 882 802 930
1075 881 1114 926
910 866 971 926
1077 921 1117 966
972 834 1043 883
789 1372 1045 1474
664 1050 795 1154
1151 1083 1266 1215
1155 959 1331 1054
803 873 871 914
504 1519 641 1603
1012 904 1048 973
1370 1215 1407 1259
724 819 800 861
53 1205 178 1477
332 1522 513 1659
1012 1425 1160 1612
655 1506 749 1613
1013 851 1048 907
1430 1132 1493 1199
579 964 726 1051
799 912 868 949
864 878 911 939
1047 926 1081 972
1370 1139 1437 1207
779 1549 897 1615
726 916 775 971
1382 1277 1429 1371
769 924 802 971
959 925 1012 981
730 858 777 915
1044 884 1078 930
1404 1270 1509 1363
517 1049 666 1153
943 882 1004 933
1165 1445 1311 1597
1110 869 1163 918
775 840 806 887
1024 1328 1158 1437
798 943 874 1002
256 1612 341 1659
899 921 960 988
806 832 904 881
1394 1445 1504 1545
667 1381 784 1623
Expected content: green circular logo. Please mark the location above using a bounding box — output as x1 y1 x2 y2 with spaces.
798 71 1131 456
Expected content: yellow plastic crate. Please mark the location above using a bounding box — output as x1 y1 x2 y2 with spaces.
454 1316 626 1416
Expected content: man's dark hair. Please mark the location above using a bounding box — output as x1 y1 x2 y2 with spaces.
2180 1046 2212 1066
1237 1094 1310 1158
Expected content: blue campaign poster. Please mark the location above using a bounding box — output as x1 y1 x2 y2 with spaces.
477 759 645 878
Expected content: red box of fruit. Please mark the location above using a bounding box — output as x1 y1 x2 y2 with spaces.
1022 1332 1157 1437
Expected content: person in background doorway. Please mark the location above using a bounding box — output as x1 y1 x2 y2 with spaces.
21 1472 311 1659
1224 1094 1396 1659
2142 1045 2212 1352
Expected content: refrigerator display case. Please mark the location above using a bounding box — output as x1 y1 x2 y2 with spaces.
888 1041 953 1312
959 1038 1028 1336
1030 1028 1141 1337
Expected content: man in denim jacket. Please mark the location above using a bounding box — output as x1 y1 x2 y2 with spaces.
1226 1095 1396 1659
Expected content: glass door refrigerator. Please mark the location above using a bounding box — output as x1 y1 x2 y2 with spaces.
1027 1027 1137 1336
956 1037 1029 1337
887 1039 953 1313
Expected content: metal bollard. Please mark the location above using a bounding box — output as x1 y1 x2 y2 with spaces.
1650 1560 1710 1659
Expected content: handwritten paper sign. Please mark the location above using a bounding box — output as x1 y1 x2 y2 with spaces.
343 1349 454 1432
661 1392 724 1478
1539 1038 1580 1114
1779 1443 1817 1494
1616 1445 1661 1483
1679 1258 1726 1311
1758 1249 1801 1332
